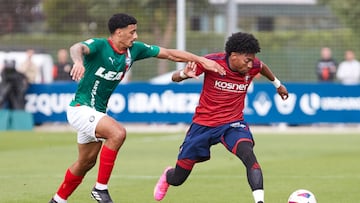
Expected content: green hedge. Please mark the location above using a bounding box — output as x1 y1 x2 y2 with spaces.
1 29 358 81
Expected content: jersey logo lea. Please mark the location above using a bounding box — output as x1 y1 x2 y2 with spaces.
95 67 123 81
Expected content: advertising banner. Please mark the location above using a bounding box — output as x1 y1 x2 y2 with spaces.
25 82 360 124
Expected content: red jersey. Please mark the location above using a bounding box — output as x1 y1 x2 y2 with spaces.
192 52 262 127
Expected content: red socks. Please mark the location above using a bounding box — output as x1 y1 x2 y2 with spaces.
55 145 117 200
97 145 118 184
57 169 84 200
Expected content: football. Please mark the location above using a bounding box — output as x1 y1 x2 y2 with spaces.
288 189 317 203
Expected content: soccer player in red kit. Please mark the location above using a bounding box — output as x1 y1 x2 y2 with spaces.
154 32 289 203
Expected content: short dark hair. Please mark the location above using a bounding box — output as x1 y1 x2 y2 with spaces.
225 32 261 55
108 13 137 34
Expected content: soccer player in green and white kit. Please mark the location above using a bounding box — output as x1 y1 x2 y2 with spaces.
48 13 225 203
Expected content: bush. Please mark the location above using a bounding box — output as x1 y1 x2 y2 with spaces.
1 29 358 82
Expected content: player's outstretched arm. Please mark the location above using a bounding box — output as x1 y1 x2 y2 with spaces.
172 62 199 82
157 47 226 76
260 62 289 100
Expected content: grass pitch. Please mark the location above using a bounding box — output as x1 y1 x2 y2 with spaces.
0 128 359 203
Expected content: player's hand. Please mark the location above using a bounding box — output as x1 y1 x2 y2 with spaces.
183 62 199 79
70 62 85 81
277 85 289 100
199 57 226 76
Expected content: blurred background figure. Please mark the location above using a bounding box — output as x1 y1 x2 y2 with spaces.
53 48 73 81
316 47 337 82
336 50 360 85
18 49 40 84
0 59 28 110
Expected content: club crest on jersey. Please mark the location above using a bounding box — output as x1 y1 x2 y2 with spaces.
245 74 251 82
125 57 132 68
124 48 133 72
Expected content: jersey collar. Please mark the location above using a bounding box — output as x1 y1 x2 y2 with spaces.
107 38 127 54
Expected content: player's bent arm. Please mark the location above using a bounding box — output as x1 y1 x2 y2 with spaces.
260 62 289 100
260 62 282 88
69 43 90 64
157 48 226 75
69 43 90 81
259 62 276 81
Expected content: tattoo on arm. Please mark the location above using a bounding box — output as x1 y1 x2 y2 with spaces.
70 43 89 64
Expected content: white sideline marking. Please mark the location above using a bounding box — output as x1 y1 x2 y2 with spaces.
1 174 358 180
138 134 183 142
35 123 360 134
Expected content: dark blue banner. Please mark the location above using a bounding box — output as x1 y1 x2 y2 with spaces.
25 82 360 124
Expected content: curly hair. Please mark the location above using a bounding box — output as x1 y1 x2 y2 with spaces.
108 13 137 34
225 32 261 55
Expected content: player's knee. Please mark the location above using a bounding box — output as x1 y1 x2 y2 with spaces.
117 126 127 141
111 125 127 145
235 141 259 169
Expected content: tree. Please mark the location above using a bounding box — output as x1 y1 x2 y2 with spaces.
139 0 211 74
42 0 211 74
43 0 91 33
319 0 360 33
0 0 41 34
84 0 180 74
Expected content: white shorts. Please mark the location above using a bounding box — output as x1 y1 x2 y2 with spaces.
67 105 106 144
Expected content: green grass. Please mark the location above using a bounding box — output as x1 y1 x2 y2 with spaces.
0 130 359 203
